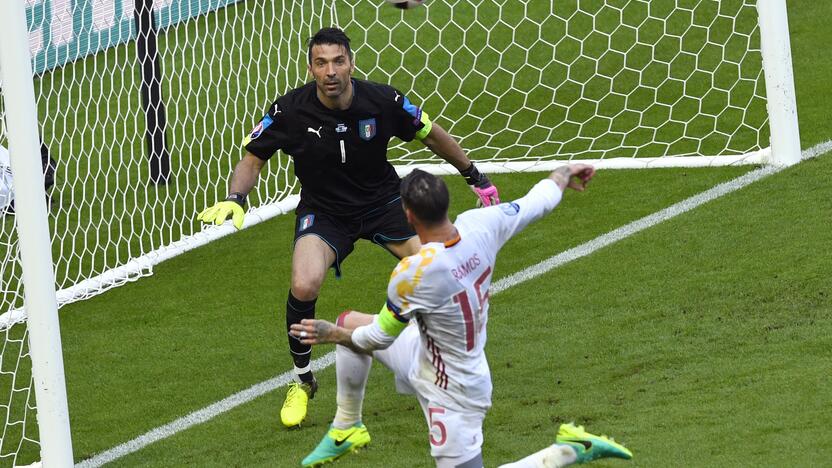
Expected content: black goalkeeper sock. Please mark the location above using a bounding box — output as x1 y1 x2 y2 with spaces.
286 290 316 383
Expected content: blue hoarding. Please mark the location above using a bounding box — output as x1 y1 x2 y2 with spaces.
25 0 241 75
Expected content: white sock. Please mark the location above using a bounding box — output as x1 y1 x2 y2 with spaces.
332 344 372 430
498 444 578 468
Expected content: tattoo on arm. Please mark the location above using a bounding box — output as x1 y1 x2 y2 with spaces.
315 321 368 354
549 166 571 191
309 320 329 340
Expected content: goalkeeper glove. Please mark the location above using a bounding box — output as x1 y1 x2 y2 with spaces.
460 162 500 207
197 192 246 230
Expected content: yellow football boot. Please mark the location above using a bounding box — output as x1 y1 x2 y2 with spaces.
280 380 317 428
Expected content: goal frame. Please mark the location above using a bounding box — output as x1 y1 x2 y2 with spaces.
0 0 74 466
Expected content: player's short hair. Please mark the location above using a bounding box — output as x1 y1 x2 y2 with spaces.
401 169 449 226
307 27 353 63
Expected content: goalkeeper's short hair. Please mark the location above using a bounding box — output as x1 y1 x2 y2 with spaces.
308 27 353 63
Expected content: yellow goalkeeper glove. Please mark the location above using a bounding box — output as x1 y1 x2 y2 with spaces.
197 193 246 230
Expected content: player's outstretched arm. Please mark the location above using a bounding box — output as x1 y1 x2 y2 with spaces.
197 152 266 230
548 163 596 193
290 319 368 354
420 123 500 206
474 163 596 249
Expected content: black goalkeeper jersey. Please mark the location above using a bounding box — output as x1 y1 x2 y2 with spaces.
244 79 428 218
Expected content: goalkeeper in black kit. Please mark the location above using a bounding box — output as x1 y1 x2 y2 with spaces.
198 27 500 428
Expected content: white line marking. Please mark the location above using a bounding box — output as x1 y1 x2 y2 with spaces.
493 140 831 293
76 141 831 467
75 354 335 468
493 165 781 293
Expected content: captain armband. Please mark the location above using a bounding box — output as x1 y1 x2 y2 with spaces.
414 110 433 140
377 301 409 337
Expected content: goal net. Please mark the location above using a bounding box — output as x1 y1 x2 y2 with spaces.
0 0 793 464
350 0 771 169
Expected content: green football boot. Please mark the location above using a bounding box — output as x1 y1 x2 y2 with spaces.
301 422 371 467
556 423 633 463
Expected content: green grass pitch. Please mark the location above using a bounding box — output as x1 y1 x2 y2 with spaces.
1 0 831 466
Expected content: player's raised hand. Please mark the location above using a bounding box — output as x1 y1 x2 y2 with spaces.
197 199 245 230
566 163 595 192
549 164 595 192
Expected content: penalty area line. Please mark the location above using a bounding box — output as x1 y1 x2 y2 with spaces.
76 140 830 467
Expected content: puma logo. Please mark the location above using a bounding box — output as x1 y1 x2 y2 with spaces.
307 126 322 138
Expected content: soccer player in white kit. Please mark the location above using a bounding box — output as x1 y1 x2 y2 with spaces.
291 165 633 468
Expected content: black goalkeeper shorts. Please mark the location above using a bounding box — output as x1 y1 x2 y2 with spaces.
293 197 416 276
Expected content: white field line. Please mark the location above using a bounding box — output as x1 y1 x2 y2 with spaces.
74 354 337 468
75 140 831 467
490 139 831 293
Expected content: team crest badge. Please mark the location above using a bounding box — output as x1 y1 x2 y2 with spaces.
358 118 376 141
299 214 315 232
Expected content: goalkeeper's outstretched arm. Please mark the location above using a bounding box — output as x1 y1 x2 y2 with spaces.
228 152 266 196
197 152 266 229
420 123 501 207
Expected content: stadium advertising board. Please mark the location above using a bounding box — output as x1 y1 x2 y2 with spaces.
25 0 241 74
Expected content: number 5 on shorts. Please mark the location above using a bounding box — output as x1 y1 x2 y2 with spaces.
428 407 447 447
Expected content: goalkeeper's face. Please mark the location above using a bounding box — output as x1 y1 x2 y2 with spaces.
308 44 355 102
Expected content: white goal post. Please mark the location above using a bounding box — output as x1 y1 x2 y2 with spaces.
0 0 73 466
0 0 800 464
756 0 801 166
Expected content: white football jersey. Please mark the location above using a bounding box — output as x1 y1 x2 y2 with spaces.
384 179 563 411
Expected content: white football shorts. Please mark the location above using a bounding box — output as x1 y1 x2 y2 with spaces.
373 324 485 464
